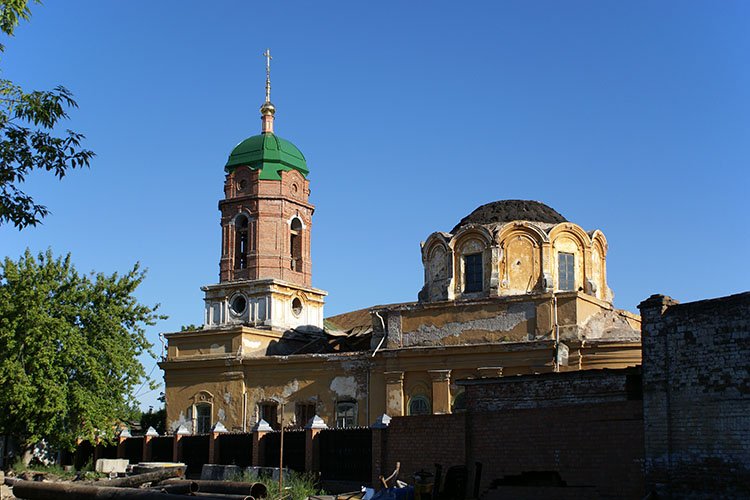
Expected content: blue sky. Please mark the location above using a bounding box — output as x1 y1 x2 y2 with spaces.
3 1 748 410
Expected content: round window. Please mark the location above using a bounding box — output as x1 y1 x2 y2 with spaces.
230 295 247 316
291 297 303 316
238 179 247 191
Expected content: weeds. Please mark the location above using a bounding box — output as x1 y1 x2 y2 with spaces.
243 469 323 500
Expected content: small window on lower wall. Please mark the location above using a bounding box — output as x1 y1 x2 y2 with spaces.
259 401 279 430
295 402 316 428
451 391 467 413
335 401 357 428
408 395 431 416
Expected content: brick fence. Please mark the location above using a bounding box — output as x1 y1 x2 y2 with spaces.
639 292 750 498
76 368 644 498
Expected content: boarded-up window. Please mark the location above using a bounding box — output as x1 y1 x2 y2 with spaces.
295 402 316 428
259 402 279 429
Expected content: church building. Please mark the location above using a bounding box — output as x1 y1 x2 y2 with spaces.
159 54 641 433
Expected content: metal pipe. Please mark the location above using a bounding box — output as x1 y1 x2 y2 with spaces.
161 480 267 497
279 403 285 496
553 293 559 373
372 311 386 358
151 481 198 494
243 391 248 433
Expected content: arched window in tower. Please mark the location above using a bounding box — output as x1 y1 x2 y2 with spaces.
235 215 249 269
290 217 303 271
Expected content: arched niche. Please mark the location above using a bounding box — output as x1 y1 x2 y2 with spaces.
497 224 546 294
423 240 451 302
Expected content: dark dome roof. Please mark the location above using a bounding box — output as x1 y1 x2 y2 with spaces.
451 200 567 233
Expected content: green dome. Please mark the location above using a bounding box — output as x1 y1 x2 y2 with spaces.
225 133 309 180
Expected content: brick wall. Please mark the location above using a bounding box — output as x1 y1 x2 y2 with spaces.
382 414 466 484
465 367 641 412
379 370 644 499
455 369 644 498
639 292 750 498
469 401 644 498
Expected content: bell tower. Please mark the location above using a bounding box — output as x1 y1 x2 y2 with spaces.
202 50 326 332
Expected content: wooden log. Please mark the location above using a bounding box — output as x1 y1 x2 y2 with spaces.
99 467 185 488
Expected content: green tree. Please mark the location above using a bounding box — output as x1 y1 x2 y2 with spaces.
0 0 94 229
0 249 165 451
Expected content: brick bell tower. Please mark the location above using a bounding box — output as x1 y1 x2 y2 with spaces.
201 50 326 332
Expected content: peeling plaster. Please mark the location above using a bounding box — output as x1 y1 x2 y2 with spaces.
387 388 402 413
330 376 358 399
169 411 191 433
217 408 226 422
404 302 535 346
280 380 300 400
581 310 640 340
224 392 232 405
244 339 262 350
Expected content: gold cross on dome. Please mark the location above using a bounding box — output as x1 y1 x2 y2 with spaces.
263 49 272 103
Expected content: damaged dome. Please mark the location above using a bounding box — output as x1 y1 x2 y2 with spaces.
451 200 567 233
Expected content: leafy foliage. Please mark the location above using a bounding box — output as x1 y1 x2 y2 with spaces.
139 406 166 435
180 324 203 332
0 249 166 450
0 0 94 229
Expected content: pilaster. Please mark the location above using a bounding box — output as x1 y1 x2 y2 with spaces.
428 370 452 414
384 371 405 416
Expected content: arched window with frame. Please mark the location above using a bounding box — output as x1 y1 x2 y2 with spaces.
290 217 303 271
408 395 431 416
235 215 249 270
195 403 212 434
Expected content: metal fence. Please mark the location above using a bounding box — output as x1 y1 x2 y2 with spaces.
217 433 253 467
319 428 372 482
73 440 95 470
150 436 173 462
122 437 143 465
95 442 118 460
180 435 209 476
262 429 305 472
